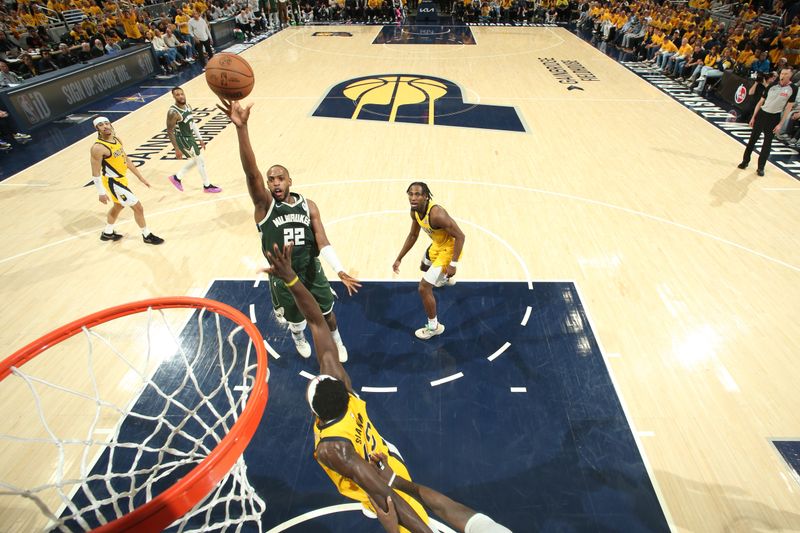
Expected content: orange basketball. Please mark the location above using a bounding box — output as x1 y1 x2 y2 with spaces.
205 53 254 101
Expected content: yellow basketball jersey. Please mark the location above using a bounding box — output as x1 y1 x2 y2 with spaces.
95 137 128 181
314 393 391 501
414 201 453 246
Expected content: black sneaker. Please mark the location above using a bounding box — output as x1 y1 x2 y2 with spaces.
756 168 765 177
143 233 165 245
100 231 123 241
737 162 748 169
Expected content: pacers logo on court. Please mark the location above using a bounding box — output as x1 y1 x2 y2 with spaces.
313 74 525 132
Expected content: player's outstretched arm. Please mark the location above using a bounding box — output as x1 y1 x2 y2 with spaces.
317 441 434 533
265 243 353 390
369 452 475 532
393 214 421 274
216 98 271 220
429 206 465 276
125 154 151 187
307 199 362 296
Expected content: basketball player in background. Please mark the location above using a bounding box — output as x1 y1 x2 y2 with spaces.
218 98 360 362
393 182 465 340
166 87 223 193
89 117 164 245
265 242 510 533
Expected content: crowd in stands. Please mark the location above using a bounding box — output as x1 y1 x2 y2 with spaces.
577 0 800 98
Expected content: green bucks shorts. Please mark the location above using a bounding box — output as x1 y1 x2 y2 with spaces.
269 258 335 324
176 134 201 158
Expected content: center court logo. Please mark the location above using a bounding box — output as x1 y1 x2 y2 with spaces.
312 74 526 132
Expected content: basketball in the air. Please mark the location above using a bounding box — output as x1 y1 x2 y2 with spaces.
205 53 254 100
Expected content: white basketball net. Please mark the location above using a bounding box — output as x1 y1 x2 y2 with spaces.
0 306 267 532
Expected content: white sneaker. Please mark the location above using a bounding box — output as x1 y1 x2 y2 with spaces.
415 323 445 340
293 335 312 358
335 341 348 363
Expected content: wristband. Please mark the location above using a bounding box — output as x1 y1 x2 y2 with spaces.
319 245 345 274
449 261 459 267
93 176 105 195
286 275 299 287
387 472 396 487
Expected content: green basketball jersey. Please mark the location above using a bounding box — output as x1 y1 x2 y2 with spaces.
258 192 318 278
170 103 195 141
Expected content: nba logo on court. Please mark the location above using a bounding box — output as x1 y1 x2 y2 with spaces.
313 74 526 132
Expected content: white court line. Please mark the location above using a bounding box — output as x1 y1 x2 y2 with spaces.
521 306 532 326
487 342 511 362
1 178 796 276
264 340 280 360
265 502 457 533
299 370 315 380
87 110 129 114
637 431 656 437
431 372 464 387
253 276 263 288
573 282 678 531
249 303 257 324
607 352 622 358
360 386 398 393
510 387 527 393
324 209 534 289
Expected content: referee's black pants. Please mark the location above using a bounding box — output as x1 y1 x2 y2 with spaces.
742 110 782 171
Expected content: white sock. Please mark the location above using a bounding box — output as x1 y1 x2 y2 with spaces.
141 227 151 237
177 158 196 180
427 316 438 330
196 154 211 186
331 328 343 344
104 224 114 234
290 322 306 340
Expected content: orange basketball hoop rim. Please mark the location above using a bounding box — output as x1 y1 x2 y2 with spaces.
0 296 269 533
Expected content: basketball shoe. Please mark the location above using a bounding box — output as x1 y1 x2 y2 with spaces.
415 323 445 340
292 332 312 358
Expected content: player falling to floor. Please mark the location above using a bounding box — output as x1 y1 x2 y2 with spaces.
264 242 510 533
393 182 465 340
218 98 360 362
166 87 222 193
89 116 164 245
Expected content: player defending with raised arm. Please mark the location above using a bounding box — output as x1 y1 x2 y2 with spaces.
393 182 464 340
218 98 360 362
89 117 164 245
366 453 512 533
166 87 222 193
265 242 432 533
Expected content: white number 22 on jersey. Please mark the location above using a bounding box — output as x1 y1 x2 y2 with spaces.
283 227 305 246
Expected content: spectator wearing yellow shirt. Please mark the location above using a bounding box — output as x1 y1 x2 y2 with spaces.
653 34 679 69
120 9 143 41
663 37 692 75
644 29 666 61
175 12 191 43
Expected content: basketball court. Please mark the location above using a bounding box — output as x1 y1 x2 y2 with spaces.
1 24 799 532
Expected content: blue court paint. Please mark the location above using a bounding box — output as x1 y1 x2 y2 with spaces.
66 281 669 532
372 25 476 45
773 441 800 482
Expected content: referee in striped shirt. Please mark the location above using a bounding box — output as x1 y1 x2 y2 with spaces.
739 67 798 176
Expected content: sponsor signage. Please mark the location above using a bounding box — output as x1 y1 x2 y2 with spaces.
539 58 599 90
0 46 157 130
